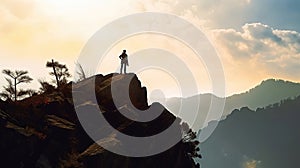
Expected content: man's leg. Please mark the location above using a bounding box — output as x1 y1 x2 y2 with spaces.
120 63 123 74
124 64 126 74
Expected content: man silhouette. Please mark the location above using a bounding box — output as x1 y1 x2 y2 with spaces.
119 50 129 74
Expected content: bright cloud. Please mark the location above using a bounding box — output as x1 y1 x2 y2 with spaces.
134 0 252 29
214 23 300 79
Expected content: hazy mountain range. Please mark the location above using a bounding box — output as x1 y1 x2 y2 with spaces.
165 79 300 130
191 79 300 167
197 95 300 168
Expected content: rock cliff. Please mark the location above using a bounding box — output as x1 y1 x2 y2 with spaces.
0 73 200 168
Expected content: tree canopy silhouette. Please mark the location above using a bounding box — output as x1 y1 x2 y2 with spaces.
38 79 56 94
46 59 71 88
0 69 33 101
181 122 202 162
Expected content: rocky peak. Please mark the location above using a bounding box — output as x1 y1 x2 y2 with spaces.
0 73 200 168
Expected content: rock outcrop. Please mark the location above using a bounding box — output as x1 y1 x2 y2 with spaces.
0 73 200 168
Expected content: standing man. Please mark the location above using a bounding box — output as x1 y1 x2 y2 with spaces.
119 50 129 74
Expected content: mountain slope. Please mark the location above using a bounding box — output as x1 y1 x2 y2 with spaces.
198 96 300 168
224 79 300 116
165 79 300 129
166 93 222 130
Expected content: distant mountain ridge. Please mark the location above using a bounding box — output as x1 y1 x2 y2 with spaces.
197 95 300 168
224 78 300 116
165 79 300 130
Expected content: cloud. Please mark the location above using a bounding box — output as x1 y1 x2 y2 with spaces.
1 0 299 96
127 0 300 94
0 0 35 19
0 0 87 90
0 0 97 75
135 0 300 33
0 0 145 62
244 23 282 44
134 0 252 28
213 23 300 78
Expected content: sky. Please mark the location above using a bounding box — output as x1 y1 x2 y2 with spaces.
0 0 300 98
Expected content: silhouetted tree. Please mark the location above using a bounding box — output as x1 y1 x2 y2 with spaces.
46 59 71 88
38 79 56 93
25 89 36 97
0 69 33 101
181 122 202 164
0 79 14 101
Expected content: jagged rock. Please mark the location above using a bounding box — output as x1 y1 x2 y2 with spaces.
0 73 200 168
79 134 120 158
46 115 75 130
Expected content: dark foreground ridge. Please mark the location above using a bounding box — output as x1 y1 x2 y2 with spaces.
0 73 200 168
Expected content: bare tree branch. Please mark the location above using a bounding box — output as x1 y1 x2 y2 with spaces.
75 62 86 82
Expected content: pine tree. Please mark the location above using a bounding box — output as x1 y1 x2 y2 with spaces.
46 59 71 88
1 69 33 101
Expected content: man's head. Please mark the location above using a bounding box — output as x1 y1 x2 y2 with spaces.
123 50 126 53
